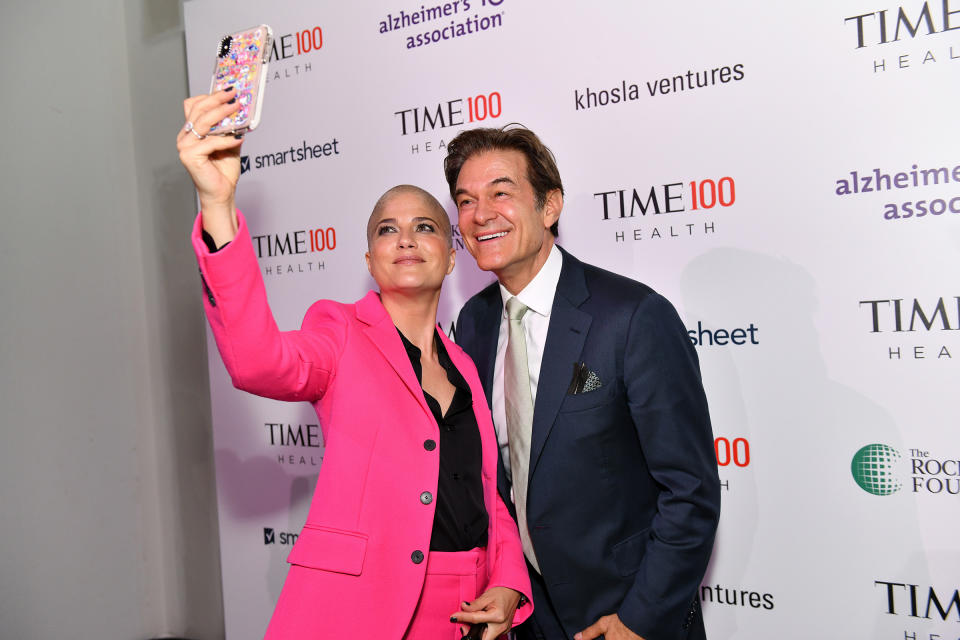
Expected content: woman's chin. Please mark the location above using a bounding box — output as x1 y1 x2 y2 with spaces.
378 278 445 296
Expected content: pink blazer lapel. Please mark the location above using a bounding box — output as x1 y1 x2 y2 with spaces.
355 291 433 419
437 328 498 483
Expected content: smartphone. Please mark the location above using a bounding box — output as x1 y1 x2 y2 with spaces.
463 623 486 640
207 24 273 135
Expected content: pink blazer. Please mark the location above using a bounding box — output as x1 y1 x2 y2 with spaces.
193 213 532 637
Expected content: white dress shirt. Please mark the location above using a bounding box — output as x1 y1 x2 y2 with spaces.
493 244 563 479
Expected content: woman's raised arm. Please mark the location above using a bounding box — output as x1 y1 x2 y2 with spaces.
176 88 244 247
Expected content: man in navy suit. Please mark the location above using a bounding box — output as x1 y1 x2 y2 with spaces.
446 126 720 640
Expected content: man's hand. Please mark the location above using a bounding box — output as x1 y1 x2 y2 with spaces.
450 586 522 639
575 613 645 640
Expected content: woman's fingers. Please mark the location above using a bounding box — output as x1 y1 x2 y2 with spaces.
177 123 244 209
185 132 244 156
177 89 243 170
189 96 240 138
453 588 521 639
482 622 509 640
179 88 239 140
176 90 244 237
182 93 208 120
178 133 243 183
452 608 499 625
177 121 243 158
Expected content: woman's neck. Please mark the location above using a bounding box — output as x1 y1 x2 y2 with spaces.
379 289 441 358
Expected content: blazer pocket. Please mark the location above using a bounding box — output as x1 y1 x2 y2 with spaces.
558 380 616 413
287 524 368 576
611 528 650 577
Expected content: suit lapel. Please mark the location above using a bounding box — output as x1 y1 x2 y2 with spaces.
529 248 591 479
465 286 502 407
466 287 515 509
355 291 432 418
476 291 513 508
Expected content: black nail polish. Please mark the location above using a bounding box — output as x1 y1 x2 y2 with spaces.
228 97 236 104
450 616 457 622
234 133 244 140
224 85 235 91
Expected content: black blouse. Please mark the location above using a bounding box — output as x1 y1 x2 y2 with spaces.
398 329 489 552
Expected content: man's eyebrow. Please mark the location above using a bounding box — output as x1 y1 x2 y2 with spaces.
454 176 517 198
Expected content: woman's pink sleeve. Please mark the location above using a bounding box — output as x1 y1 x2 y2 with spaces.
191 211 346 402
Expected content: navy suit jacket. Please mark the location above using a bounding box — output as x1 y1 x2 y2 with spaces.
456 247 720 640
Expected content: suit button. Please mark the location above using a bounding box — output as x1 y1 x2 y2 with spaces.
423 439 436 451
411 550 424 564
420 491 433 505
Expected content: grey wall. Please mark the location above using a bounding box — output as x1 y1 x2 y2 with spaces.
0 1 223 638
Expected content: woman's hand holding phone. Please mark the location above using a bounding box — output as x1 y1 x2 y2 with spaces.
176 24 271 246
176 89 244 247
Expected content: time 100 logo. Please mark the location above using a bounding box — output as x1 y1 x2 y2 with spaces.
715 437 750 467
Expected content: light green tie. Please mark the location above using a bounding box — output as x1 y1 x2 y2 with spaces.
505 296 540 572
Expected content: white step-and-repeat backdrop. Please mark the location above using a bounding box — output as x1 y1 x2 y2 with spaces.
183 2 959 638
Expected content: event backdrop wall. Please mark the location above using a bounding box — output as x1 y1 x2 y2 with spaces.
183 1 959 638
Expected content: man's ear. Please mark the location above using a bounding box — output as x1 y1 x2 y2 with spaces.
542 188 563 230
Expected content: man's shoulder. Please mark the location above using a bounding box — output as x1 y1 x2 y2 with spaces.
455 280 500 350
459 279 501 317
559 249 688 336
560 248 659 306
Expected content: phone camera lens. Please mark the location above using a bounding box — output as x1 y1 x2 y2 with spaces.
218 36 233 57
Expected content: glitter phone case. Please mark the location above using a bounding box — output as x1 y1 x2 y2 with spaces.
208 24 272 135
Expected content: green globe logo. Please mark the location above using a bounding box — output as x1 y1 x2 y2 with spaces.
851 444 902 496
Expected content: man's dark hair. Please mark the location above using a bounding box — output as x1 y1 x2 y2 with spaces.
444 124 564 237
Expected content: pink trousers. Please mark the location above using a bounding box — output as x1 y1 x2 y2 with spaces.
403 547 487 640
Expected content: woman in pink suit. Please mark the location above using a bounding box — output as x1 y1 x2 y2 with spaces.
177 89 532 639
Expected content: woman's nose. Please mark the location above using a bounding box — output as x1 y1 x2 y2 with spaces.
397 228 416 248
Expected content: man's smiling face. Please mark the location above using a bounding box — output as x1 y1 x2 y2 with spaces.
454 149 560 293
